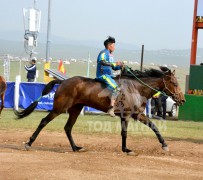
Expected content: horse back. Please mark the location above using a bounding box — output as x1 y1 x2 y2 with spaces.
54 76 112 112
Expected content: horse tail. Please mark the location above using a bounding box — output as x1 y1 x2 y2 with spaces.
14 79 63 119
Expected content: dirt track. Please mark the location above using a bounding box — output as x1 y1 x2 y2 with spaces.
0 130 203 180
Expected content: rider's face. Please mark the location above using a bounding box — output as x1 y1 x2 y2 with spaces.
107 43 115 53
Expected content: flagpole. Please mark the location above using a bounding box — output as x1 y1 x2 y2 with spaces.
46 0 51 62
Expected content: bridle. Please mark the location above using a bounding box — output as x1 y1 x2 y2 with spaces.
162 75 182 102
123 65 182 103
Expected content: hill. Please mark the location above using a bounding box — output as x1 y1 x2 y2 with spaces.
0 30 203 67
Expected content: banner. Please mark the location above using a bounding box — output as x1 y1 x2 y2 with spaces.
84 106 103 114
1 82 104 112
0 82 15 108
19 83 59 110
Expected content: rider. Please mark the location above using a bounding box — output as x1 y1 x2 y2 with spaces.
96 36 123 117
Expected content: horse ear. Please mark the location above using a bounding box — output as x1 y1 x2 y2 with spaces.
160 66 171 73
172 70 175 75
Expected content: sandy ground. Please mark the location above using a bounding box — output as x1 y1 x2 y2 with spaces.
0 130 203 180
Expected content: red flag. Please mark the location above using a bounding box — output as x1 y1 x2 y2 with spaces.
58 60 66 74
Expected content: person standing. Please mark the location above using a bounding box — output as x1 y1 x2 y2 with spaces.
161 94 168 120
25 57 37 82
151 92 163 120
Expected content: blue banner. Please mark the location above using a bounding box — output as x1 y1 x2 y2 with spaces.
19 83 59 110
84 106 103 113
2 82 103 112
0 82 15 108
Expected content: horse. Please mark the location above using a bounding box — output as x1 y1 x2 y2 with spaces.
14 66 185 154
0 76 6 118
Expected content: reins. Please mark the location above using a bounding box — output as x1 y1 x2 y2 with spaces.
124 65 170 97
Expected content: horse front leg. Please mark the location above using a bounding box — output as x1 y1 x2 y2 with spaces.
120 118 135 155
132 113 169 151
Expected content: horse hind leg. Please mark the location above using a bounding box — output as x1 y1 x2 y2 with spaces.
25 110 59 150
64 104 84 152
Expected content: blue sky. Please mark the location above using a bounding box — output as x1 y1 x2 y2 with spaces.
0 0 202 50
198 0 203 15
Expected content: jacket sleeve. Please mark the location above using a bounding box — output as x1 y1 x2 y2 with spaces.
99 52 121 70
100 60 113 67
99 52 112 67
111 63 122 70
24 64 36 71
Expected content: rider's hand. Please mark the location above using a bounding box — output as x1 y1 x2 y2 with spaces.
116 61 123 66
121 62 125 67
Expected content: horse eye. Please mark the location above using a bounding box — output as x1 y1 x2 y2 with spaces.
170 81 178 87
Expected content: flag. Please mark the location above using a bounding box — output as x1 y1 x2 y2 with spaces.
58 60 66 74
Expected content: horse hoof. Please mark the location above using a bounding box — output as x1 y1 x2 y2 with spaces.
73 146 86 152
78 148 86 152
25 143 31 151
162 146 169 152
127 151 136 156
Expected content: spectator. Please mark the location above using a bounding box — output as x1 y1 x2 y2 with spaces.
161 94 168 120
25 58 37 82
151 92 163 120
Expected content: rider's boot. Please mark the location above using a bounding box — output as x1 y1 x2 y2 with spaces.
107 87 121 117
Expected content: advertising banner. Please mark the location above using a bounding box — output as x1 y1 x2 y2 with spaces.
19 83 59 110
0 82 15 108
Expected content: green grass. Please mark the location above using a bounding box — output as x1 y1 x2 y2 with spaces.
1 110 202 143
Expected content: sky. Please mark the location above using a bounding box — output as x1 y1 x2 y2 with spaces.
0 0 203 50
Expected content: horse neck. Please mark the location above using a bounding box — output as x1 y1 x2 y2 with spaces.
137 77 165 99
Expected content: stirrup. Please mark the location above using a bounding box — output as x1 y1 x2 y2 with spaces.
107 107 116 117
116 87 121 92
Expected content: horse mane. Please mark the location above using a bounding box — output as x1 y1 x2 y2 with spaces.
121 66 166 78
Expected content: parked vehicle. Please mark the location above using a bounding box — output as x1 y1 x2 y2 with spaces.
166 97 177 117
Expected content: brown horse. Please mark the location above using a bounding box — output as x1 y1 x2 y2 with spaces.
14 66 185 154
0 76 6 118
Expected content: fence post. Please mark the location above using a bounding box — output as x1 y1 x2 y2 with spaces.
14 75 21 110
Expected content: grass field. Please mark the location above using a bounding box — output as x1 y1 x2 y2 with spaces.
0 110 202 142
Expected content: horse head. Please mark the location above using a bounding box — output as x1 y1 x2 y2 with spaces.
160 66 186 106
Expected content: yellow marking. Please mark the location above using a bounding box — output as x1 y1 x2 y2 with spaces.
153 91 161 98
112 63 116 67
196 16 203 23
101 53 106 60
103 75 117 89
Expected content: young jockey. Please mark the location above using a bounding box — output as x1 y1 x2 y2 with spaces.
96 36 123 117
